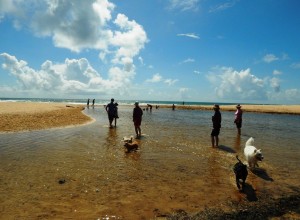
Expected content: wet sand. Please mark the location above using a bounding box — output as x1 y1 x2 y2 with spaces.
0 102 93 132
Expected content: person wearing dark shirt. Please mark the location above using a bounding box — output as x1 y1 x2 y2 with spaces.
211 104 222 148
105 98 116 128
133 101 143 137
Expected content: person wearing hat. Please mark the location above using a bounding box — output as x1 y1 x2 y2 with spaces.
234 104 243 135
133 101 143 137
105 98 116 128
211 104 222 148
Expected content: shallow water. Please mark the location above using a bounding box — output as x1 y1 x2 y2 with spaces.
0 106 300 219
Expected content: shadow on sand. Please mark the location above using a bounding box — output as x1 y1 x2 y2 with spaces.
251 168 274 182
217 145 236 154
241 183 258 202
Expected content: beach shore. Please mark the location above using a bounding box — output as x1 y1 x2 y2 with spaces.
160 104 300 115
0 102 93 133
1 102 299 133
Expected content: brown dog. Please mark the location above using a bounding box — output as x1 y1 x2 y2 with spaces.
123 136 138 153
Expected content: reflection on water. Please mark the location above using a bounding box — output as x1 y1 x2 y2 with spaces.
0 106 300 219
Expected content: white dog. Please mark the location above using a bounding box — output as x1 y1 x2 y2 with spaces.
244 137 264 168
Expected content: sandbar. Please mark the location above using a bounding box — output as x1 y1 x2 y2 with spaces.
160 104 300 115
0 102 93 133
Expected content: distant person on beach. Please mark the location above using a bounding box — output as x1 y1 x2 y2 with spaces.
114 103 119 127
105 98 116 128
147 104 153 112
172 104 175 110
133 101 143 137
92 99 95 108
87 98 90 108
211 104 222 148
234 104 243 135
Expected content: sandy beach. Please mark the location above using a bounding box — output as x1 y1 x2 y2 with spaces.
0 102 93 133
0 102 300 132
163 104 300 115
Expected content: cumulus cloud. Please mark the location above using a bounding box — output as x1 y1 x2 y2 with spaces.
168 0 199 11
0 53 133 95
177 33 200 39
0 0 148 97
206 67 267 100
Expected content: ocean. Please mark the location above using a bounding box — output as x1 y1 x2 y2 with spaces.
0 97 247 106
0 102 299 218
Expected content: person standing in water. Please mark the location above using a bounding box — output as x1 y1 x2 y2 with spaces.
114 102 119 127
133 101 143 138
234 104 243 135
211 104 222 148
87 98 90 108
92 99 95 108
105 98 116 128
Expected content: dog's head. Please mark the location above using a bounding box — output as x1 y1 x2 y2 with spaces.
254 149 264 161
123 136 133 144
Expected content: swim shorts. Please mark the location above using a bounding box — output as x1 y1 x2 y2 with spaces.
211 128 220 136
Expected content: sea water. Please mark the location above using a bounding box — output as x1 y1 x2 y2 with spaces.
0 106 299 219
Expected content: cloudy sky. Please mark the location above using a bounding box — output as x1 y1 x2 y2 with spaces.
0 0 300 104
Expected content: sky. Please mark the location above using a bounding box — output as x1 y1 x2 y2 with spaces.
0 0 300 104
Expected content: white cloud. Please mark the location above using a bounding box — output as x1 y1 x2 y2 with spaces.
273 69 282 75
0 53 133 96
181 58 195 64
205 66 300 103
177 33 200 39
270 77 280 92
164 79 178 85
209 0 238 13
0 0 148 97
179 87 190 99
263 54 279 63
206 67 267 100
146 73 162 83
146 73 178 86
0 0 148 64
138 56 144 65
168 0 199 11
194 70 200 75
291 62 300 69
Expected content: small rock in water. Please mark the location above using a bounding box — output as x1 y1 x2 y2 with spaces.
58 179 66 184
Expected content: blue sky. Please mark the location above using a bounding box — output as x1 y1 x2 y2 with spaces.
0 0 300 104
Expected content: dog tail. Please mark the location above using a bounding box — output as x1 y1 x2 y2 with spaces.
245 137 255 147
236 155 242 163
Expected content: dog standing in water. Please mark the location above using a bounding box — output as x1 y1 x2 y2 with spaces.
233 155 248 191
244 137 264 168
123 136 139 153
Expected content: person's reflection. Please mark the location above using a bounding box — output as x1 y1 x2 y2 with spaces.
234 133 241 152
105 126 118 149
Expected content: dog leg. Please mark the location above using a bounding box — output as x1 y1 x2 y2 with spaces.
236 177 241 190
